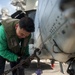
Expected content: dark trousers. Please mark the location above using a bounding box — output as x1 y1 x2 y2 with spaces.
10 62 24 75
0 56 6 75
0 56 24 75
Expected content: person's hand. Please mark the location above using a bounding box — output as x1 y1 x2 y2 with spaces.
17 56 21 62
20 55 31 68
18 56 20 59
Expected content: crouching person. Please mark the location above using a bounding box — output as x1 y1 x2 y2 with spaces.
0 16 35 75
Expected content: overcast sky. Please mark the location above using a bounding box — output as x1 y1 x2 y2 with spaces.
0 0 16 15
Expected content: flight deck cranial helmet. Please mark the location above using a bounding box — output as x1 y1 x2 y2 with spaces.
1 8 9 16
1 8 10 20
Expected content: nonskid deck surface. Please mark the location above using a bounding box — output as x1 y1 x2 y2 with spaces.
5 59 68 75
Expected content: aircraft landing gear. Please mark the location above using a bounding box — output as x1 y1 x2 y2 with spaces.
67 58 75 75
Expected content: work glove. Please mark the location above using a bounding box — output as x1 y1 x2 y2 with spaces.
20 55 31 68
17 56 21 62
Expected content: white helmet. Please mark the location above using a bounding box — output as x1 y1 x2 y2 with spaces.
1 8 9 15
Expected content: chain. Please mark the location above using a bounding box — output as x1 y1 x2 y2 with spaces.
2 48 40 75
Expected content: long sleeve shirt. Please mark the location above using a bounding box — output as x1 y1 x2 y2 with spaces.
0 25 18 61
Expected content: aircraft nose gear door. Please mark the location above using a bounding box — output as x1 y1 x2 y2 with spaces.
67 58 75 75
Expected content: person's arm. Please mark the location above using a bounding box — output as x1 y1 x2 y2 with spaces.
24 45 30 56
24 34 31 56
0 25 18 62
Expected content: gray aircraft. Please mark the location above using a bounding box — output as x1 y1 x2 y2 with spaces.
34 0 75 75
